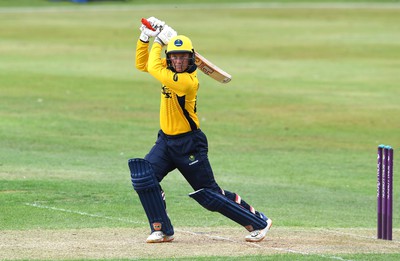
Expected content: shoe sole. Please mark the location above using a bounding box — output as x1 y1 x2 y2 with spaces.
146 236 174 243
245 219 273 243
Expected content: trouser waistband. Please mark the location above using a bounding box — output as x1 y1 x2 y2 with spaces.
160 129 201 139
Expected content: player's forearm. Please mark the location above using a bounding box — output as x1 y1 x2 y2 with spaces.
135 39 149 72
147 42 164 78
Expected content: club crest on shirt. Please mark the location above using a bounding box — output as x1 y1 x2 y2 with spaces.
161 86 172 98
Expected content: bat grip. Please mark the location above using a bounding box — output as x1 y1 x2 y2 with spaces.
141 18 156 31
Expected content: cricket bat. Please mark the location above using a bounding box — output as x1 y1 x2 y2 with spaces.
141 18 232 84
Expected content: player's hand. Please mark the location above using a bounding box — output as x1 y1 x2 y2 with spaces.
139 24 161 42
155 25 177 46
139 24 150 42
140 24 161 37
147 16 165 30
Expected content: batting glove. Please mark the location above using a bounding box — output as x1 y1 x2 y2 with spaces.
139 24 161 42
155 25 177 46
147 16 165 30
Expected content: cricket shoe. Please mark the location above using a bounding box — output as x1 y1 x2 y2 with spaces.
146 231 174 243
245 217 272 242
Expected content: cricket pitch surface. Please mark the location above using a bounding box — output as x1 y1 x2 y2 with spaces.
1 227 399 260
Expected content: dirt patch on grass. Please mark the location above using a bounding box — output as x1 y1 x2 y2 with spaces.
1 227 399 260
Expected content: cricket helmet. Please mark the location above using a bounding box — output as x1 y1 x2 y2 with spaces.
166 35 194 54
166 35 196 72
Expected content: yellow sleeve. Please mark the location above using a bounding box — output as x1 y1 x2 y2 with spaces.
147 43 198 97
135 39 149 72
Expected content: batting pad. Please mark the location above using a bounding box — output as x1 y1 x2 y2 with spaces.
189 188 267 231
128 158 174 236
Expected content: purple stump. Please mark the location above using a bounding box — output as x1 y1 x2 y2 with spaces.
382 147 389 239
387 147 393 240
377 145 383 239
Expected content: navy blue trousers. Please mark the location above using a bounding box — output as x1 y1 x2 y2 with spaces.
145 129 220 191
143 129 265 226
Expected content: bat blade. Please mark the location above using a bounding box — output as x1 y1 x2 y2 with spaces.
194 51 231 84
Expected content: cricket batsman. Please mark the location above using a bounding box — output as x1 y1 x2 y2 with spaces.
129 16 272 243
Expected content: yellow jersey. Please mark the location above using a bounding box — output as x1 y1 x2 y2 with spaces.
135 40 200 136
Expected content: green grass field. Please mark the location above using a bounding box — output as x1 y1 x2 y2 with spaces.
1 0 400 260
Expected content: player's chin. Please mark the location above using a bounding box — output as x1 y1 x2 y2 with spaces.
174 66 187 73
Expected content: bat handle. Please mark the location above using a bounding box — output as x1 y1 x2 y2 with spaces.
141 18 156 31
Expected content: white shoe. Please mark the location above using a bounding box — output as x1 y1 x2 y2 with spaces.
245 218 272 242
146 231 174 243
